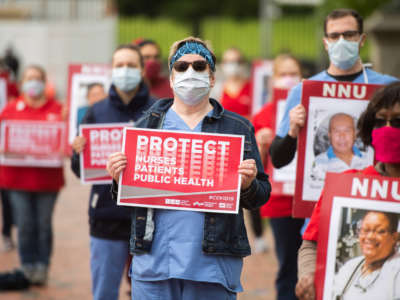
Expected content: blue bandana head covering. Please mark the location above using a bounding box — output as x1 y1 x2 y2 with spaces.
169 41 215 72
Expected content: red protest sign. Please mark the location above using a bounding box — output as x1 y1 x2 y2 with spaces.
118 128 244 214
0 120 66 167
80 123 129 184
315 172 400 300
294 80 382 218
66 63 111 153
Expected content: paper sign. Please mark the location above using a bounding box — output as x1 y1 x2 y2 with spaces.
67 64 111 149
79 123 130 184
0 120 66 167
294 80 382 217
251 60 273 116
267 88 296 195
0 78 7 112
315 172 400 300
118 128 244 214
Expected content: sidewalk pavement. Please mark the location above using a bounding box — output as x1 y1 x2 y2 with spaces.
0 165 278 300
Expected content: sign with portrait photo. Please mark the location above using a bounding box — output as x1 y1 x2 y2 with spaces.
315 172 400 300
67 63 111 148
79 123 131 185
265 88 297 195
0 120 66 167
250 60 273 116
0 77 7 112
294 80 382 217
117 128 244 214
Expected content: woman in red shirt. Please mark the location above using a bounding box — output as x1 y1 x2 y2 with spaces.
295 81 400 300
253 54 302 300
220 47 252 119
0 65 64 285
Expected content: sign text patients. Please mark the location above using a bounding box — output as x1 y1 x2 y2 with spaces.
133 135 231 187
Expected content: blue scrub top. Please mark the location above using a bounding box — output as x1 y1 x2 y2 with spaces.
276 68 398 138
131 107 243 293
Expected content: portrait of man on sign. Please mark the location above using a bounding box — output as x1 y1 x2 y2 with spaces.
311 112 370 182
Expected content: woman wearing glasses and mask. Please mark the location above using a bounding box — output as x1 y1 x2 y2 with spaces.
296 81 400 300
333 211 400 300
106 37 271 300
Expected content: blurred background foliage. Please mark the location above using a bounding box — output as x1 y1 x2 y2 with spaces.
116 0 394 71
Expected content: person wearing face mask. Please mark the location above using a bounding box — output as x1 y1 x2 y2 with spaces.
220 47 252 119
220 47 269 254
0 65 64 285
106 37 271 300
70 44 155 300
270 8 397 173
295 81 400 300
252 53 304 300
135 38 173 99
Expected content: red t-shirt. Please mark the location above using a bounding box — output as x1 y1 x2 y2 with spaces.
252 100 292 217
0 96 65 192
220 81 251 118
303 166 380 241
0 71 19 100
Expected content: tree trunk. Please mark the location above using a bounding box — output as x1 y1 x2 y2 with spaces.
191 17 202 38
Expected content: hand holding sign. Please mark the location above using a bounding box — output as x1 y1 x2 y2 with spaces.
106 151 127 181
295 274 315 300
289 104 306 138
238 159 257 190
72 136 86 154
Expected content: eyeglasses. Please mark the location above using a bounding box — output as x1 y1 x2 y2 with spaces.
374 117 400 128
358 227 390 237
173 60 208 72
325 30 360 41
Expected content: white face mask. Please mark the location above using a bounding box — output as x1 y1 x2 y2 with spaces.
326 37 360 70
112 67 141 92
172 67 211 106
273 75 301 90
22 80 45 98
222 62 242 77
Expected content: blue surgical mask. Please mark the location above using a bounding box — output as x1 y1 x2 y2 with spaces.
112 67 141 92
22 80 45 98
326 37 360 70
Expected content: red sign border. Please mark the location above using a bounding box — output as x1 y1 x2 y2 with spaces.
293 80 382 218
117 127 245 214
0 119 66 167
315 172 400 299
66 63 111 155
79 122 131 185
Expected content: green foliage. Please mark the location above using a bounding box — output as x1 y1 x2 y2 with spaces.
318 0 392 20
119 16 191 57
118 16 323 61
116 0 259 19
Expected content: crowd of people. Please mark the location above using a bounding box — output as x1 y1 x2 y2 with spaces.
0 7 399 300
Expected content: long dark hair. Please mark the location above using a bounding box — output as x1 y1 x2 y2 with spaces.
357 81 400 146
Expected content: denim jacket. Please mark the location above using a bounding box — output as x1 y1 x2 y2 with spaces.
112 98 271 257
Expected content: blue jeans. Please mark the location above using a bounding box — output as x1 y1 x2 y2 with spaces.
270 217 304 300
90 236 129 300
9 190 57 266
131 278 237 300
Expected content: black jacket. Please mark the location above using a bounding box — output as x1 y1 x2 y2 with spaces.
71 83 155 240
111 98 271 256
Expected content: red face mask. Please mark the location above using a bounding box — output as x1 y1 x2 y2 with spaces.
144 60 161 82
372 126 400 163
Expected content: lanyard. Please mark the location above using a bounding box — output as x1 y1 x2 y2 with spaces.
362 64 370 84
